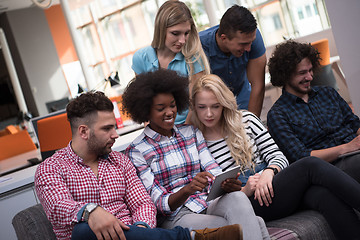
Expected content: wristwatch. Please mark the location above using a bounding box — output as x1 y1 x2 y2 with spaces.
83 203 98 222
264 167 278 175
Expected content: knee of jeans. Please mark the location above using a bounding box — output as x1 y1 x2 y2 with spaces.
225 192 251 207
227 190 246 197
298 156 325 170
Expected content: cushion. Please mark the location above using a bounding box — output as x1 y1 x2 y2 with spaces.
268 227 299 240
266 210 336 240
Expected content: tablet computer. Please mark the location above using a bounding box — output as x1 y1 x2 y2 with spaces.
338 149 360 159
206 165 241 201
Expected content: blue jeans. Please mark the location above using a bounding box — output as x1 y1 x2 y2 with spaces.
71 222 191 240
238 162 267 186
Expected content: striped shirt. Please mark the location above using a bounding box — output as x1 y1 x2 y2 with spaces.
207 110 288 176
125 124 222 219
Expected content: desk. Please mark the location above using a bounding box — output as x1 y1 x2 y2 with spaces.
0 126 144 240
0 126 143 195
0 149 40 176
0 151 41 240
0 123 142 176
113 128 144 152
0 164 40 240
330 56 346 86
117 122 143 136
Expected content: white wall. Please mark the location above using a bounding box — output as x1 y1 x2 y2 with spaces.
324 0 360 115
6 7 69 116
265 28 338 61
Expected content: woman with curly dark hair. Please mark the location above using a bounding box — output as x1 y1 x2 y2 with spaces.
121 68 189 126
122 69 270 240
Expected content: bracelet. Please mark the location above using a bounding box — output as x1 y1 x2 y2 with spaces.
264 167 278 175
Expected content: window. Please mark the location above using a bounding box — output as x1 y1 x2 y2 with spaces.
305 5 312 17
273 14 282 30
313 3 318 15
298 8 304 20
66 0 330 94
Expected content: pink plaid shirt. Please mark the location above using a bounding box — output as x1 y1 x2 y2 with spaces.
125 125 222 219
35 143 156 240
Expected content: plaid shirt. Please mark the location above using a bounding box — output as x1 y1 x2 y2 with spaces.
125 125 222 219
267 86 360 163
35 143 156 240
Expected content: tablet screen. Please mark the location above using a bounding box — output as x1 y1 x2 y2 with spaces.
206 165 241 201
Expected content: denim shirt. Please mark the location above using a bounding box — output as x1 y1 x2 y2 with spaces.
199 25 265 109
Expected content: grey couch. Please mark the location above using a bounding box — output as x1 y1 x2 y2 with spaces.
266 210 335 239
12 204 337 240
12 204 56 240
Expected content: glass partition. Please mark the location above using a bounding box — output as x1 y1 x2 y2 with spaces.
67 0 330 92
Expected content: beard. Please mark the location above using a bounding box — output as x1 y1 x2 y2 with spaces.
287 80 312 95
87 132 111 157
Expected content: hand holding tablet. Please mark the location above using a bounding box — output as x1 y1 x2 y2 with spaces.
206 165 241 201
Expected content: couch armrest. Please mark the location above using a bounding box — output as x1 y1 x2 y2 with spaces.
266 210 336 240
12 204 56 240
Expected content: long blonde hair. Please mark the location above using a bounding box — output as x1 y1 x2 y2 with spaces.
151 0 210 76
191 74 253 170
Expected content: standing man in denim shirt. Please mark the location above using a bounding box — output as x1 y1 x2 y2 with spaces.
267 40 360 183
199 5 266 117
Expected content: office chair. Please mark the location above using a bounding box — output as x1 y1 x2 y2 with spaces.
0 130 37 160
310 38 338 90
37 112 72 160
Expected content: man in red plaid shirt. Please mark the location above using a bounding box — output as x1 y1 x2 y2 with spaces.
35 91 242 240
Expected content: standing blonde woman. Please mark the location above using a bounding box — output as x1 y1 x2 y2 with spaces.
191 74 360 239
132 0 209 124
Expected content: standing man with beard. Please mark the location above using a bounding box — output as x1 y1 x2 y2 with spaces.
267 40 360 183
35 91 243 240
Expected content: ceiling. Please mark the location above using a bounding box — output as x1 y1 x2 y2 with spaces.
0 0 59 13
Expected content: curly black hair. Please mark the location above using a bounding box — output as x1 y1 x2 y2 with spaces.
66 91 114 131
122 69 189 124
268 40 321 88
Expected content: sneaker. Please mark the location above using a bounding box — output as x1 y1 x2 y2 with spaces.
194 224 243 240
